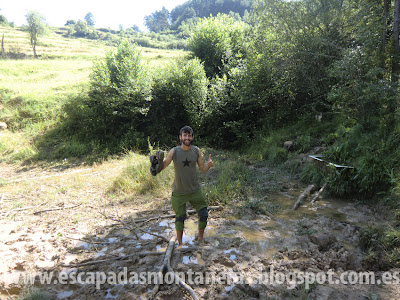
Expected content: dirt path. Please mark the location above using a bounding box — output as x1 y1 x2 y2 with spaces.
0 161 399 299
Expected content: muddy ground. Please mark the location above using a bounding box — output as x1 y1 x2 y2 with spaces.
0 160 399 300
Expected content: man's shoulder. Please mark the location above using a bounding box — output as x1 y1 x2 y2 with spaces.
192 146 200 156
169 146 179 160
172 146 199 155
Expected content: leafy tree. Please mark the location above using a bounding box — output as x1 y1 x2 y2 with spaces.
25 11 47 57
147 58 208 146
65 19 76 26
247 0 347 124
67 20 99 39
131 25 141 32
85 40 151 147
0 15 8 25
170 0 254 28
188 14 247 77
327 0 399 131
246 0 400 197
73 20 90 37
171 7 197 29
84 12 95 26
144 7 170 32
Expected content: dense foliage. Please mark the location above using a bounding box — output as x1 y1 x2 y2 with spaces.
2 0 397 199
188 14 247 77
171 0 254 29
144 0 254 32
69 0 400 199
0 14 13 27
71 40 152 150
144 7 170 33
146 58 208 146
67 20 100 39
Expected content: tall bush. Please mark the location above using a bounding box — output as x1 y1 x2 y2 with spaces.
188 14 247 78
146 58 208 147
85 40 151 148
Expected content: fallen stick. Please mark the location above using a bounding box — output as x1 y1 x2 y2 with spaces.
165 264 199 300
3 202 47 218
292 184 317 210
60 251 165 268
33 203 82 215
311 182 328 204
64 235 115 245
99 210 140 239
4 206 36 217
150 236 198 300
99 211 169 242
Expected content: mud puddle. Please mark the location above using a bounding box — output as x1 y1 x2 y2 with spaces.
0 190 396 299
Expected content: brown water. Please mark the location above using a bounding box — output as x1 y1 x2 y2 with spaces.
159 191 365 261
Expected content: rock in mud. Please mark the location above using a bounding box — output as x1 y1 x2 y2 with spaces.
309 233 337 251
213 256 236 268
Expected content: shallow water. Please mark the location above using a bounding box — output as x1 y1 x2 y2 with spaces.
170 192 366 259
56 290 74 299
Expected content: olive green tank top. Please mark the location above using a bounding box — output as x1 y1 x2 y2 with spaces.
172 146 200 194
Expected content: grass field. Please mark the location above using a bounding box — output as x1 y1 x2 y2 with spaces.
0 25 188 164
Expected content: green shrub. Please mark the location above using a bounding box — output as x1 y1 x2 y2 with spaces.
318 126 396 197
200 74 251 149
188 14 247 78
146 58 208 147
360 225 400 269
84 40 151 149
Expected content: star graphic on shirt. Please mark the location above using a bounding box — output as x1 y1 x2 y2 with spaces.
182 158 191 167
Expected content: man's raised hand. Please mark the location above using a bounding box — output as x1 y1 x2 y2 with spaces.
208 154 214 168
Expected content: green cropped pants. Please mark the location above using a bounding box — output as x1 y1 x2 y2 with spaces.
171 189 208 231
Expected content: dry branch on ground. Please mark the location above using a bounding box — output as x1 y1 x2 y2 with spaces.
292 184 317 210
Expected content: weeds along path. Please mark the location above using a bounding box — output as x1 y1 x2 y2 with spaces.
0 159 399 299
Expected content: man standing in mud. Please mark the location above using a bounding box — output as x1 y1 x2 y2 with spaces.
151 125 213 246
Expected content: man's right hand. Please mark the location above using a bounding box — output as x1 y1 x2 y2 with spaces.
150 150 164 176
150 153 159 176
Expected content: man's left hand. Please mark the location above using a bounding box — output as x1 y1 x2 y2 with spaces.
208 154 214 169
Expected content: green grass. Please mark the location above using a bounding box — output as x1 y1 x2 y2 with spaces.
1 26 110 59
0 25 189 164
111 151 174 197
359 224 400 270
202 154 254 206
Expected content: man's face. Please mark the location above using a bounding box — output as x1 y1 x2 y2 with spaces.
180 131 193 146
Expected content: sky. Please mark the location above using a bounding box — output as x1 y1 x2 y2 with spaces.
0 0 188 31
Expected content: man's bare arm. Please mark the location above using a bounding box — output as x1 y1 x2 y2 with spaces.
160 148 174 171
197 150 213 173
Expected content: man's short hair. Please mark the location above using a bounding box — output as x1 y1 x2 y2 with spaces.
179 125 194 136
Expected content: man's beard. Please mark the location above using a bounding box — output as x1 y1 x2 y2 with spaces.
181 138 193 146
